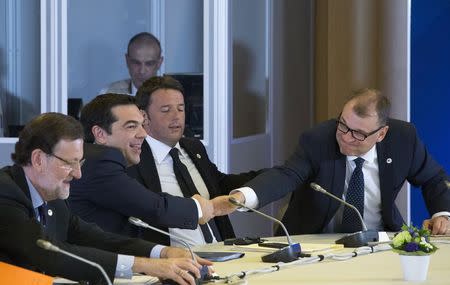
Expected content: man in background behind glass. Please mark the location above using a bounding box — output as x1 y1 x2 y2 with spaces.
100 32 163 95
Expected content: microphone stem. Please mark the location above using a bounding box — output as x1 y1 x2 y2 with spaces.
144 225 196 261
129 218 196 262
321 191 368 231
247 208 294 245
58 248 113 285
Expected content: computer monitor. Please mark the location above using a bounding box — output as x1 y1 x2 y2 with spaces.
165 73 203 139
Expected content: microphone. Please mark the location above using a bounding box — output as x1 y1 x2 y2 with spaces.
36 239 112 285
310 182 378 247
128 217 209 284
228 197 300 263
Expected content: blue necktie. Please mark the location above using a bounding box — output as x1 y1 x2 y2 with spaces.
37 203 47 226
342 157 365 233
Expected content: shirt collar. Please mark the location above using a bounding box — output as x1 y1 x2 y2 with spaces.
346 144 377 164
146 135 182 164
26 175 45 209
131 82 138 96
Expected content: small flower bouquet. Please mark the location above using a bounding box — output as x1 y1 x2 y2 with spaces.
391 224 438 256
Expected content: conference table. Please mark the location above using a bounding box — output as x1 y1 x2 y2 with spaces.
53 233 450 284
191 233 450 285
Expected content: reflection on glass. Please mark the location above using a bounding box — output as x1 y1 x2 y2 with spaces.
0 1 41 137
232 0 267 138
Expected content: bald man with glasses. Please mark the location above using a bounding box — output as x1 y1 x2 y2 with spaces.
228 89 450 236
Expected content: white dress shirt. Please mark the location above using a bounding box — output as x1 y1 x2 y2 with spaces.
147 135 217 247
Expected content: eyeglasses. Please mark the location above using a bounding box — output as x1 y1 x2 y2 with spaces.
49 153 85 171
336 119 385 141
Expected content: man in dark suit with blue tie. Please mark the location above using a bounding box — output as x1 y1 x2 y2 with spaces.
0 112 210 285
230 89 450 235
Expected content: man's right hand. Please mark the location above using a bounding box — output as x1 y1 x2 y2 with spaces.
132 256 200 285
211 192 245 216
192 194 214 225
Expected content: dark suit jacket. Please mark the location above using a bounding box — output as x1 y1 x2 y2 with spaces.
246 119 450 234
0 165 156 283
127 137 261 245
68 143 198 239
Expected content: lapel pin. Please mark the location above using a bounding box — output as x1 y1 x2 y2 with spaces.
47 209 53 216
386 158 392 164
196 154 201 159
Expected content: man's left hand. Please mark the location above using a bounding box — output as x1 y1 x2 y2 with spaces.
423 216 450 235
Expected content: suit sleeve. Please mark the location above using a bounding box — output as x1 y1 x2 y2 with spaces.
73 149 198 229
245 133 316 208
0 195 117 283
195 141 263 195
405 125 450 214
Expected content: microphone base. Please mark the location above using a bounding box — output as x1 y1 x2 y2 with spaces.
261 243 301 263
335 230 379 247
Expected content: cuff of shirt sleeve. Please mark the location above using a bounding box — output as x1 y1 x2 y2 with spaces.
431 211 450 219
191 197 202 219
115 254 134 279
230 187 259 209
150 245 166 258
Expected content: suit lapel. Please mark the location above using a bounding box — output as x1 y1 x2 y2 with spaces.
11 165 57 230
139 140 162 192
324 151 347 223
376 139 394 218
179 138 219 197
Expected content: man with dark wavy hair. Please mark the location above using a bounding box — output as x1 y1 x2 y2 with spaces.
0 112 209 285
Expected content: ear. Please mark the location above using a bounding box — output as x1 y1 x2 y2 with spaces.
30 149 46 172
91 125 108 145
125 53 131 67
156 56 164 70
376 126 389 142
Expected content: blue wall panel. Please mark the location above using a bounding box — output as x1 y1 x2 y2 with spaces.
411 0 450 225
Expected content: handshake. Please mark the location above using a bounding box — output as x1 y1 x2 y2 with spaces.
192 193 245 225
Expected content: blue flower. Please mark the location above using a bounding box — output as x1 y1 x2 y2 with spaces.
391 224 438 255
404 242 419 252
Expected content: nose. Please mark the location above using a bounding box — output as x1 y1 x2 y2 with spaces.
137 124 147 138
138 63 148 75
71 166 82 179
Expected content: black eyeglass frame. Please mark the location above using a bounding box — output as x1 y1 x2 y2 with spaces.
335 119 385 141
48 153 85 170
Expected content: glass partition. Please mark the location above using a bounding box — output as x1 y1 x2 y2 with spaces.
232 0 268 138
0 0 41 137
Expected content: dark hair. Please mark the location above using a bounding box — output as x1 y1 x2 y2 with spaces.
80 93 137 143
347 88 391 126
127 32 161 57
135 75 184 110
12 112 84 166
